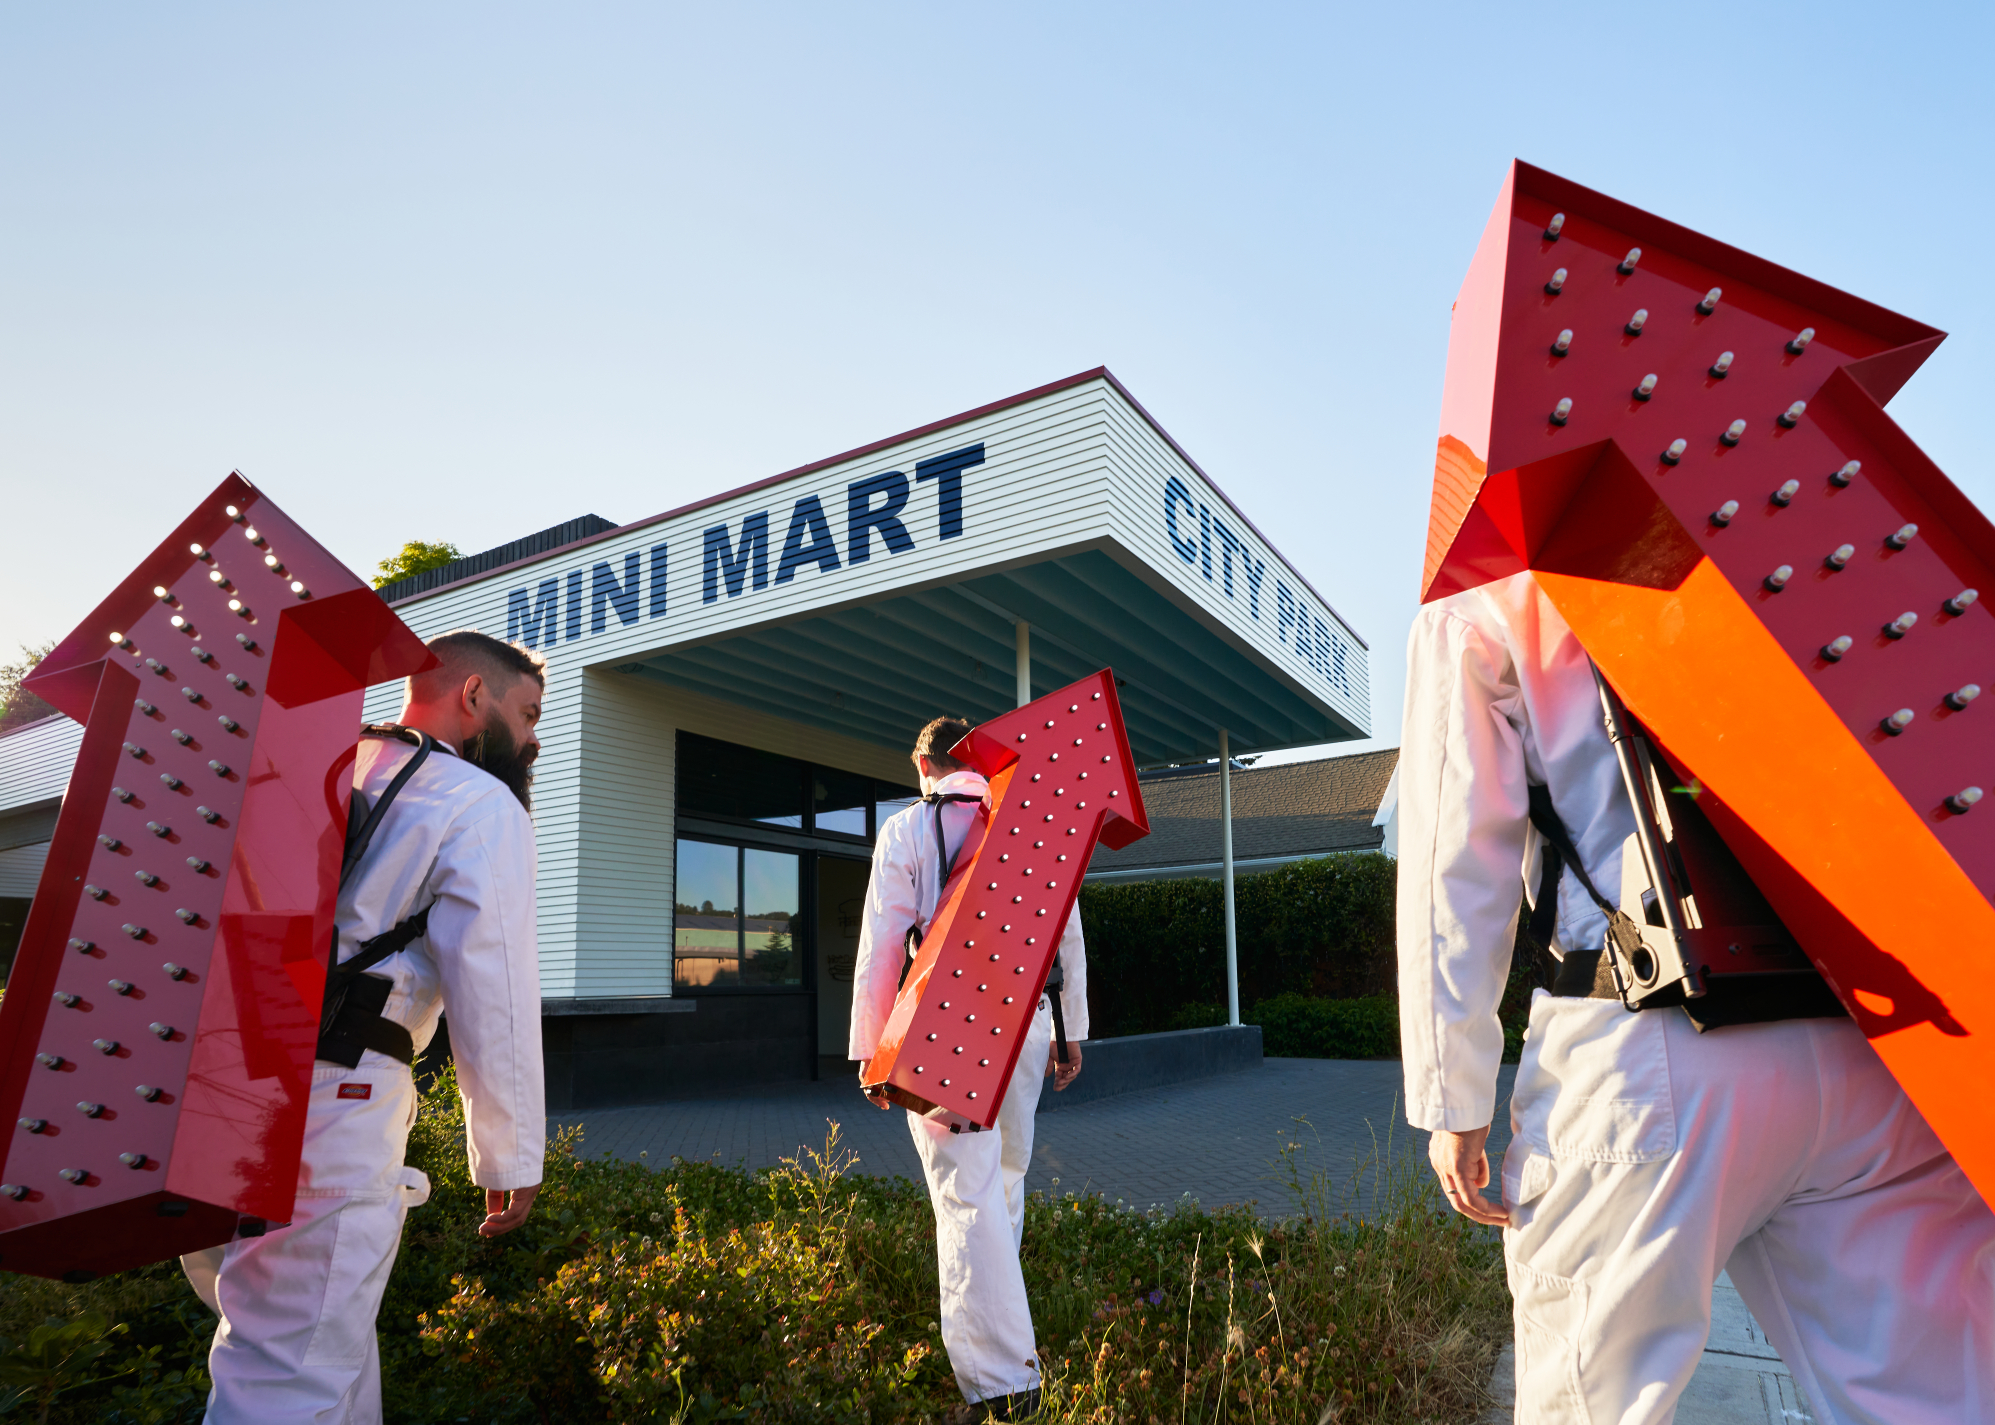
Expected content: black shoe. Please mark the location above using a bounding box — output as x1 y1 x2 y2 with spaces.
984 1388 1041 1420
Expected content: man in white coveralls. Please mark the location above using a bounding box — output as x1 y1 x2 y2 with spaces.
1397 570 1995 1423
184 629 548 1425
850 715 1088 1420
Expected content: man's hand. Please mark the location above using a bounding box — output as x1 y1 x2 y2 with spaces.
856 1058 892 1109
1428 1126 1509 1226
478 1183 540 1239
1046 1042 1082 1092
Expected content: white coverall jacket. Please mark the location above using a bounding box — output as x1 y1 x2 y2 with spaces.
1397 570 1995 1424
849 768 1087 1405
187 732 546 1425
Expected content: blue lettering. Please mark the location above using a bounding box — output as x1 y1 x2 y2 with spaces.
1244 555 1265 619
776 496 841 584
1198 505 1213 581
703 513 771 604
565 570 583 642
1212 519 1242 598
847 471 915 564
1276 582 1295 646
1164 477 1198 564
915 443 982 540
1329 625 1350 693
649 542 668 618
506 578 560 649
591 552 640 633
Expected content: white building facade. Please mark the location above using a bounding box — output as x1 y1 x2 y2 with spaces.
1 369 1369 1107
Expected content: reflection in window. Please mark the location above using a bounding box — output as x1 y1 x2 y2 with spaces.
673 840 804 991
812 767 873 839
741 848 801 987
673 839 741 989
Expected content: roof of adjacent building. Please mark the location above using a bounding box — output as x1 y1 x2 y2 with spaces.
1086 747 1400 877
374 514 620 603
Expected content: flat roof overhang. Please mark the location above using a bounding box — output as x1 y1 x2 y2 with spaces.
616 543 1363 768
385 369 1371 765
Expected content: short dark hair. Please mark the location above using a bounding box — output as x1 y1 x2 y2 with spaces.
912 716 974 773
412 630 546 703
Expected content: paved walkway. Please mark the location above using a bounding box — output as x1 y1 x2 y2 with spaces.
554 1057 1505 1217
555 1058 1813 1422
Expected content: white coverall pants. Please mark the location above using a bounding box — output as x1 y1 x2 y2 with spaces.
1505 992 1995 1424
908 996 1055 1406
183 1060 431 1425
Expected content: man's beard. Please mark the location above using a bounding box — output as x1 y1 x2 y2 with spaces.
462 717 536 812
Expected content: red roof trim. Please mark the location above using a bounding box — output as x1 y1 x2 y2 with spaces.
387 367 1369 650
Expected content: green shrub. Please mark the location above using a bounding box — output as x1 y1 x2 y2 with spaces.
1166 995 1399 1059
1080 854 1397 1038
1252 992 1399 1059
0 1061 1514 1422
1167 1001 1227 1032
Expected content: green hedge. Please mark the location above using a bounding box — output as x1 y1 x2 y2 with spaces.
1077 853 1396 1039
1168 993 1401 1059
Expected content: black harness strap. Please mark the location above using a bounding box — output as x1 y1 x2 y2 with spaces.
1525 784 1648 1001
1044 952 1070 1066
318 728 440 1068
898 792 985 987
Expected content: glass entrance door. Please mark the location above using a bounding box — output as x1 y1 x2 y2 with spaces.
814 854 872 1063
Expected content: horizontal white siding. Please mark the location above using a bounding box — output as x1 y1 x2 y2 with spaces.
1100 400 1372 741
0 841 51 898
360 663 915 1001
387 381 1118 670
563 668 675 998
0 717 82 814
343 376 1359 1002
556 673 915 1000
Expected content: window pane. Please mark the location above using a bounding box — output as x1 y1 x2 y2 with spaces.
874 781 923 837
677 732 805 828
674 839 739 990
741 849 801 987
812 766 873 839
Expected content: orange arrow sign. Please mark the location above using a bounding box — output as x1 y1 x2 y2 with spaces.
862 670 1148 1129
1428 162 1995 1205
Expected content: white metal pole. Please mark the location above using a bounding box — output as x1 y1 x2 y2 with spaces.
1015 620 1031 707
1219 728 1239 1027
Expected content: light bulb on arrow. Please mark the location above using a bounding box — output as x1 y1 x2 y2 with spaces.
861 669 1149 1131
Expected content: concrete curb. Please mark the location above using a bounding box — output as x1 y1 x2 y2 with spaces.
1039 1024 1262 1111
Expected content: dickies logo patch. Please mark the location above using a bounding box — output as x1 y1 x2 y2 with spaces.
337 1083 372 1100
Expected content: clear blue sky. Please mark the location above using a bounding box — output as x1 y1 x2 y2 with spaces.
3 3 1987 761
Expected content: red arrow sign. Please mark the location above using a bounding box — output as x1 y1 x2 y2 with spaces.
862 669 1149 1128
0 473 434 1280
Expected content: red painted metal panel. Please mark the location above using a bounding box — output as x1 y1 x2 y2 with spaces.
0 475 433 1280
1426 162 1995 1206
863 671 1148 1129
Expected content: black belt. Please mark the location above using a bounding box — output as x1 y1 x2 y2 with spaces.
1550 946 1847 1029
1550 948 1621 999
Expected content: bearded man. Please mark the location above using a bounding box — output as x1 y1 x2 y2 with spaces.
184 629 548 1425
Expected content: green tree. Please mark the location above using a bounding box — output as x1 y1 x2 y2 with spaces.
0 643 57 735
373 540 463 589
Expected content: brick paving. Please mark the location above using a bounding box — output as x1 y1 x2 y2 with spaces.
553 1057 1519 1218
